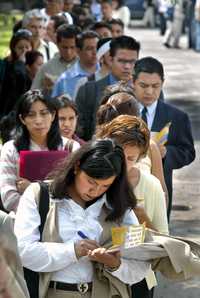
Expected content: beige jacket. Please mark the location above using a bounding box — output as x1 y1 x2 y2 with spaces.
0 211 29 298
145 229 200 280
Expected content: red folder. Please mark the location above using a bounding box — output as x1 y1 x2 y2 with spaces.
19 150 68 181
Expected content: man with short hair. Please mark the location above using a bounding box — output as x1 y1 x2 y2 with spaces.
75 35 140 140
32 24 79 94
101 0 113 22
41 0 64 17
40 0 73 25
91 21 112 39
22 9 58 63
52 30 99 99
46 14 68 43
133 56 195 218
109 18 124 37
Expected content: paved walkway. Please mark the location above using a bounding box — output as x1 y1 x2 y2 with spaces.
126 26 200 297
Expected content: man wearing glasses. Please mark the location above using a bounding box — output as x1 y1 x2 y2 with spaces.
75 35 140 140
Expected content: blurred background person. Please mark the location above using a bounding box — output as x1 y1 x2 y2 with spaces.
109 18 124 37
195 0 200 52
45 14 69 43
22 9 58 63
40 0 74 24
101 0 113 22
186 0 196 50
32 24 79 95
72 5 94 30
112 0 131 28
63 0 75 14
156 0 168 35
142 0 156 28
0 29 33 118
91 21 112 38
25 50 44 85
163 0 187 49
40 0 64 18
90 0 102 21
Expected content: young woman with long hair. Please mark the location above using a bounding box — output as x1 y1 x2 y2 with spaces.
0 90 80 212
14 139 149 298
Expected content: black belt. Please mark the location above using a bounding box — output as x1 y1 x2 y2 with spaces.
49 281 93 293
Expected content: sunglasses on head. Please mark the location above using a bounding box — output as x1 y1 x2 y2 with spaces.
14 29 32 38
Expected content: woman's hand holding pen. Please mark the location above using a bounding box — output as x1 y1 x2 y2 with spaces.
75 231 100 258
74 240 99 258
75 231 121 270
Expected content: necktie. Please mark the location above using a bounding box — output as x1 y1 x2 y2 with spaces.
141 107 148 124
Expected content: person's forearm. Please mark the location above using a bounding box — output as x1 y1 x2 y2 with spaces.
133 207 157 231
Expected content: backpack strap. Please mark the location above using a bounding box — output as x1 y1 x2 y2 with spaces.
32 181 50 236
38 181 50 237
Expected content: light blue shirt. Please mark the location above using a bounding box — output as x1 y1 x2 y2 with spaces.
108 73 133 87
108 73 119 85
139 101 158 130
52 60 99 100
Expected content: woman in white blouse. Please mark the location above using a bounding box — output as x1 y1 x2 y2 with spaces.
112 0 131 27
96 115 168 298
0 90 80 212
14 138 149 298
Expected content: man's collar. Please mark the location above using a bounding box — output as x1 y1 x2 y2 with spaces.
139 100 158 115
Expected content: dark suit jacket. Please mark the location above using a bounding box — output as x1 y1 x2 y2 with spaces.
75 75 110 140
151 100 195 213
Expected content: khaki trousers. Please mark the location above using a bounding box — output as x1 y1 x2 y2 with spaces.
47 289 92 298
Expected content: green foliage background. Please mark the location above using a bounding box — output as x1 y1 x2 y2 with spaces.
0 14 23 58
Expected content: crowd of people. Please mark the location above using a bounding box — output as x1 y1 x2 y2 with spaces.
0 1 197 298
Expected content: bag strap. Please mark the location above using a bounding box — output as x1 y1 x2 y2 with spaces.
38 181 50 237
44 42 50 61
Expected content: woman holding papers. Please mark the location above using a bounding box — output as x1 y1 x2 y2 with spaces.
0 90 80 212
96 115 168 298
96 115 168 234
14 139 149 298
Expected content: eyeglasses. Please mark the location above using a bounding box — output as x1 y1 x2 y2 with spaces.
14 29 32 38
116 58 136 65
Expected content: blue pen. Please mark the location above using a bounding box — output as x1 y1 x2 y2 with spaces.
77 230 89 239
